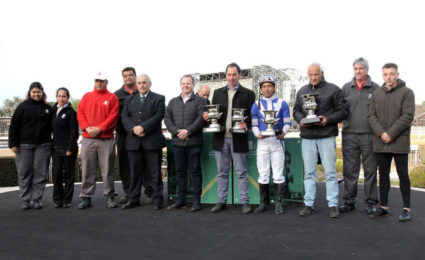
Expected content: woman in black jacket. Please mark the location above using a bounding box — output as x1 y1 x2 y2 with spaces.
9 82 53 209
51 87 79 208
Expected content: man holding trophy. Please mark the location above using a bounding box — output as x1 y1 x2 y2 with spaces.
293 63 348 218
251 75 291 214
203 62 256 214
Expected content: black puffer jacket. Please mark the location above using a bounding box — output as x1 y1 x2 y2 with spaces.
293 78 348 139
164 93 207 147
9 99 53 147
52 103 79 153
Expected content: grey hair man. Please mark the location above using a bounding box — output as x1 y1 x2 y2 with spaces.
293 63 348 218
197 84 211 105
339 57 380 216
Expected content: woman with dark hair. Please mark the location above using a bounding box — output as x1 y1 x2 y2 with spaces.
51 87 79 208
9 82 53 209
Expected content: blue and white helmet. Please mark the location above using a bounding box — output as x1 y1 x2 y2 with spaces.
258 75 276 87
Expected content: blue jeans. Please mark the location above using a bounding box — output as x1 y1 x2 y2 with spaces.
302 136 338 207
173 145 203 202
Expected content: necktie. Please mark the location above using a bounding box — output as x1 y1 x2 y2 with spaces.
141 96 145 104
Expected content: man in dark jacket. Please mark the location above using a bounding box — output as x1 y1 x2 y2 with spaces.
164 75 207 212
368 63 415 222
293 63 348 218
339 58 380 216
114 67 153 205
121 74 167 210
203 63 256 214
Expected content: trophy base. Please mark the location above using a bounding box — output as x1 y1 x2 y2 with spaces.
203 126 224 132
261 130 276 136
301 117 321 125
230 128 247 134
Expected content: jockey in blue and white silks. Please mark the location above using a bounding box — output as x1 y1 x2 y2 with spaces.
251 75 291 214
251 96 291 185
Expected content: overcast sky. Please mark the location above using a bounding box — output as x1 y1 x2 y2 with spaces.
1 0 424 104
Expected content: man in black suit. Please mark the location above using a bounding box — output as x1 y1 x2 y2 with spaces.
121 74 166 210
114 67 153 205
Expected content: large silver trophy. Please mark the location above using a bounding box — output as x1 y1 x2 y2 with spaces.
230 108 247 133
261 110 278 136
300 93 321 125
203 104 224 132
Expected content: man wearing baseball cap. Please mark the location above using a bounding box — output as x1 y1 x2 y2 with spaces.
251 75 291 214
77 72 119 209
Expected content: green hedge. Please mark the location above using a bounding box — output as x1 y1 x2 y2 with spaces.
410 165 425 188
0 157 18 186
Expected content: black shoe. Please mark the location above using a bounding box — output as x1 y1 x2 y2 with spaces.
255 203 267 213
33 200 43 209
339 203 355 213
366 203 377 215
399 209 411 222
299 206 314 217
329 207 340 218
275 202 284 215
369 207 389 219
63 202 72 208
211 203 226 213
54 201 63 208
242 204 252 214
190 201 202 212
22 201 32 210
122 201 141 209
167 201 186 210
78 198 92 209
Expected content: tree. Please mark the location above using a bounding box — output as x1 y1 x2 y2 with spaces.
0 97 23 117
70 98 80 112
422 100 425 106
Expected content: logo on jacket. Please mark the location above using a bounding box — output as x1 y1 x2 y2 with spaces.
61 114 66 119
45 109 49 113
103 100 108 105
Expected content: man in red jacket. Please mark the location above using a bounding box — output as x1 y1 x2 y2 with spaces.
77 72 119 209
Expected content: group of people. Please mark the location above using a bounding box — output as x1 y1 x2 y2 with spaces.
8 59 415 222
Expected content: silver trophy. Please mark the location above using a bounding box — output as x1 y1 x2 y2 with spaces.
203 104 224 132
230 108 247 133
261 110 278 136
301 93 321 125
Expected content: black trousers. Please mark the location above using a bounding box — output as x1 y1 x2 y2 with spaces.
173 145 203 202
116 132 152 197
128 148 163 205
342 133 378 205
376 153 410 208
52 150 77 203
